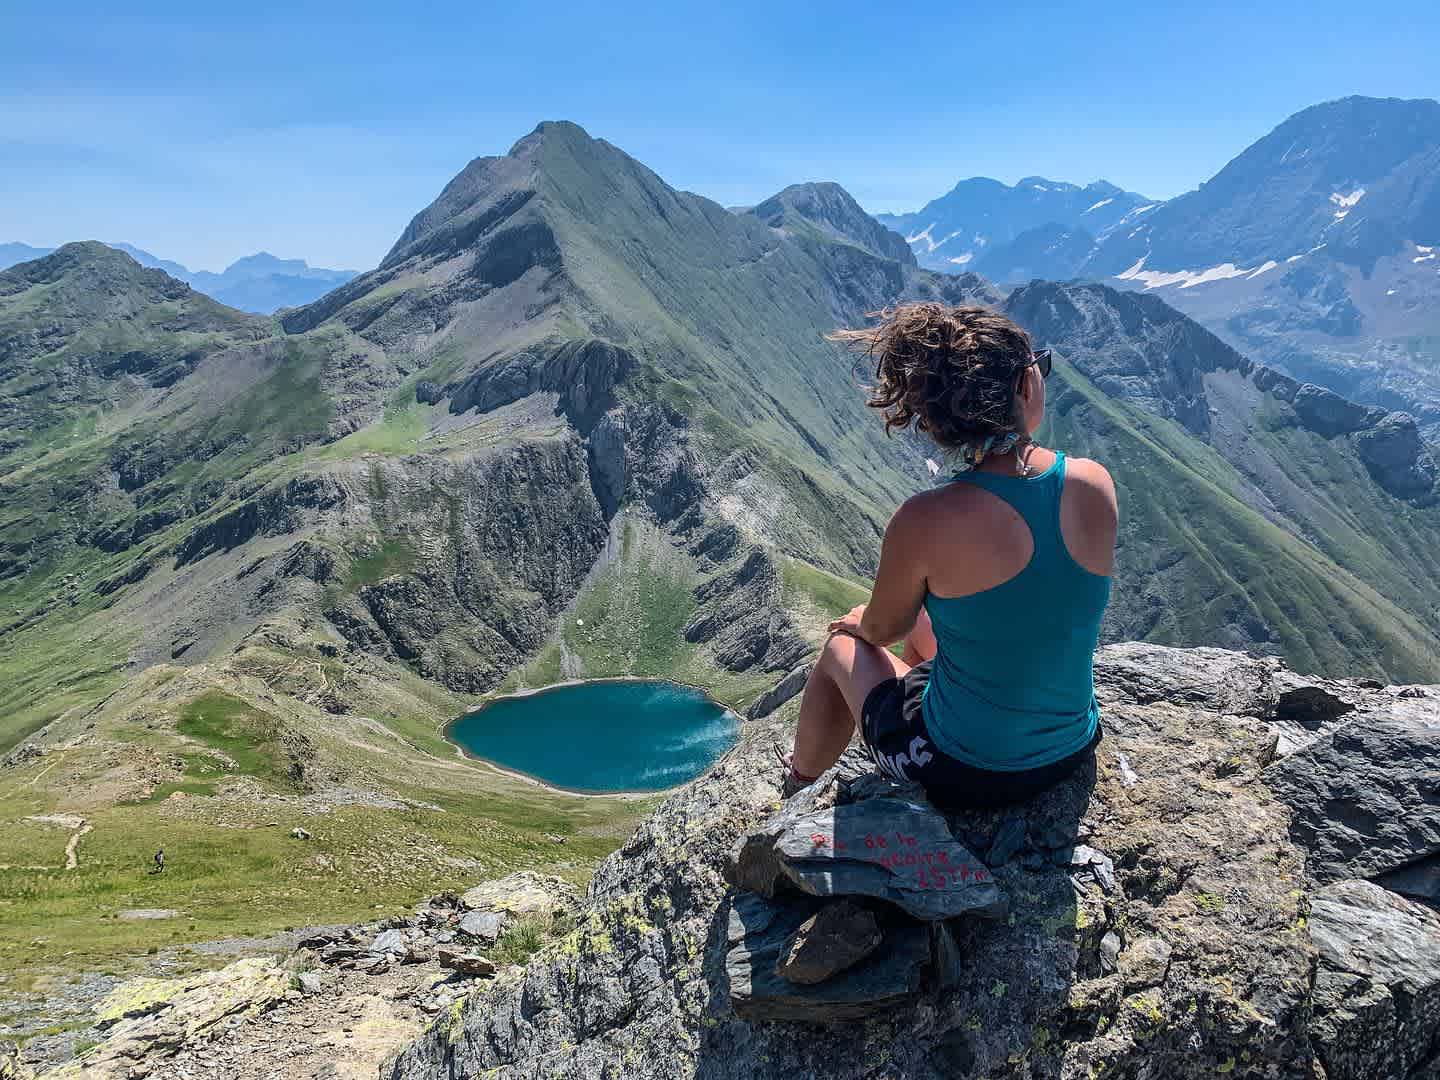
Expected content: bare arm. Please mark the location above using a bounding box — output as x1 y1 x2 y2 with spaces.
832 499 928 648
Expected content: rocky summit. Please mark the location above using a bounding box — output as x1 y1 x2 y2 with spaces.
19 642 1437 1079
376 643 1440 1080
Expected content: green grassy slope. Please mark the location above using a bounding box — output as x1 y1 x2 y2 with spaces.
1045 359 1440 679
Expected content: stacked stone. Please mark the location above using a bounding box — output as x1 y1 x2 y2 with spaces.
723 767 1009 1021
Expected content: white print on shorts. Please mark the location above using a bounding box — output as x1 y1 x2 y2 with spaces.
871 735 934 781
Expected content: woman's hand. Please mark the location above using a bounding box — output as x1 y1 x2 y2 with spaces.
828 604 867 638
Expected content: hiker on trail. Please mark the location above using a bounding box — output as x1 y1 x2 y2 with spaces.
154 848 165 873
782 304 1117 807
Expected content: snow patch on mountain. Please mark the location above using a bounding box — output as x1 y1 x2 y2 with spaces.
1117 257 1263 290
905 223 938 250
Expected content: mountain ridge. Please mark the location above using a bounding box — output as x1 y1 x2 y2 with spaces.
876 174 1152 272
0 240 358 314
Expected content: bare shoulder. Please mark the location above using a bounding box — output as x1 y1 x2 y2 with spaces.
888 487 944 538
1064 456 1118 513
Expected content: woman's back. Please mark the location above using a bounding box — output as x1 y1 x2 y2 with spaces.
782 302 1119 808
914 450 1115 770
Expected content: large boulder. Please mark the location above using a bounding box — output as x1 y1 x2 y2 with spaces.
1307 880 1440 1079
1264 689 1440 881
458 871 578 923
43 958 290 1078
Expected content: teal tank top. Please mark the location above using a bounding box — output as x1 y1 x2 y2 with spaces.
921 452 1112 771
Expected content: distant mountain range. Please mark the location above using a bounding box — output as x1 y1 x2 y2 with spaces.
0 241 357 313
875 177 1154 275
880 95 1440 435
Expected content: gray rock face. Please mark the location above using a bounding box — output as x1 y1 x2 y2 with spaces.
387 643 1393 1080
1292 382 1387 437
745 661 813 720
1354 410 1439 502
447 338 635 431
728 783 1007 922
1266 690 1440 881
1308 880 1440 1079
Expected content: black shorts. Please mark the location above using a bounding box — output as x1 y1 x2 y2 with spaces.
860 660 1101 810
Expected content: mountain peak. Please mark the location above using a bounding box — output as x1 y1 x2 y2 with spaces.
1086 93 1440 275
879 174 1150 272
750 182 915 265
3 240 173 290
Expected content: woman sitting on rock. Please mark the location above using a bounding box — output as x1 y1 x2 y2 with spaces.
782 303 1117 807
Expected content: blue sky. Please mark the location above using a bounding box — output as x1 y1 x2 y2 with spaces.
3 1 1437 271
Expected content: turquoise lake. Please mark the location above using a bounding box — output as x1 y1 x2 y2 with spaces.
448 680 739 793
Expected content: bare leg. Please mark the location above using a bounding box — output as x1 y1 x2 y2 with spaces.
791 632 909 779
901 606 937 667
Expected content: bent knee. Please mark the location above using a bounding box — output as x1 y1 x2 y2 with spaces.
819 631 858 670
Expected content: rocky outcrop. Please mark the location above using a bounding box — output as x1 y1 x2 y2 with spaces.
447 339 635 431
323 439 610 693
1265 687 1439 882
1291 383 1388 438
1353 411 1439 502
1005 280 1251 436
173 475 348 567
745 661 812 719
1308 880 1440 1079
385 643 1440 1079
683 549 810 675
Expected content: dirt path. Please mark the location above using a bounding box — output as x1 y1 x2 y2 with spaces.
63 820 92 870
20 754 64 790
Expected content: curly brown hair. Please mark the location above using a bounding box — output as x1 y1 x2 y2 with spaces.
829 303 1036 454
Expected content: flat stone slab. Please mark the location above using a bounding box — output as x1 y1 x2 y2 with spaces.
729 791 1007 922
117 908 180 921
727 892 934 1022
458 910 506 943
1266 696 1440 881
